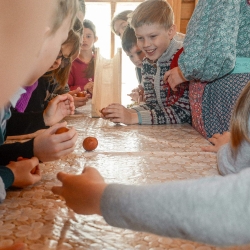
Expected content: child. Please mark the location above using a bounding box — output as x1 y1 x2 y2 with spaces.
164 0 250 139
202 81 250 176
0 0 79 204
111 10 133 38
0 0 79 108
122 25 145 103
102 0 190 125
69 19 98 95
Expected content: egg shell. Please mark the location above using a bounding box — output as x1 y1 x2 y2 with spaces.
83 137 98 151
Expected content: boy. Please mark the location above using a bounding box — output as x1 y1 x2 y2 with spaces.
102 0 190 125
122 25 145 103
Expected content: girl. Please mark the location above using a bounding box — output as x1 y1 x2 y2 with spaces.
111 10 133 38
203 81 250 176
68 19 98 95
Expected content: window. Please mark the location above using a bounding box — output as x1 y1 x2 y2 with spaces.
85 2 142 105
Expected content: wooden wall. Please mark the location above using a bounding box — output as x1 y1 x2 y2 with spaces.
168 0 196 34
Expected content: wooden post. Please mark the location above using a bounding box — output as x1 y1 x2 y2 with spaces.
110 1 116 59
167 0 181 32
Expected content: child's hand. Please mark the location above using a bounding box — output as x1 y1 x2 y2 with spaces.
84 81 94 94
164 67 187 91
201 132 231 153
43 94 75 126
7 157 41 188
33 122 78 162
101 104 138 125
52 167 107 215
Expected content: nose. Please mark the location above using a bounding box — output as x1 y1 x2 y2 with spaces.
142 38 151 48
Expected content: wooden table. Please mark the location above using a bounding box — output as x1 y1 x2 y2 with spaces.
0 104 249 250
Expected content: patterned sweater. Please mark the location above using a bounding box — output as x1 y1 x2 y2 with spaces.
132 39 191 125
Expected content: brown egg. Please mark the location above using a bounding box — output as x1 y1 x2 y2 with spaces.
17 157 39 174
83 137 98 151
55 127 69 134
76 91 86 97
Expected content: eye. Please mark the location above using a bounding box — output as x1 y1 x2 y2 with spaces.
136 51 142 55
137 37 143 41
150 35 157 39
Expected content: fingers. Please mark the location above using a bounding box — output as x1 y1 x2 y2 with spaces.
163 70 171 82
211 133 221 139
201 145 217 152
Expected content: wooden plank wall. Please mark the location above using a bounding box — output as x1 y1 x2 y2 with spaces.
168 0 196 34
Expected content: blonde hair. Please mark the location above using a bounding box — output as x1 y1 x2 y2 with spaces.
129 0 174 30
51 0 79 34
230 81 250 153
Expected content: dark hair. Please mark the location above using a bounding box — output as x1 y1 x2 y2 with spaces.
122 25 137 53
83 19 97 79
111 10 133 34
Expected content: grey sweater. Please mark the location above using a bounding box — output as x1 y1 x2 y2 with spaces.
101 168 250 246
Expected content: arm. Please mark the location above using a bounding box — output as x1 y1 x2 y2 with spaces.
132 91 190 125
178 0 241 82
52 166 250 246
6 109 47 136
1 122 77 164
217 139 250 175
101 104 138 125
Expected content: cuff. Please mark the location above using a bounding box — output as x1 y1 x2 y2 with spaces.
0 166 14 189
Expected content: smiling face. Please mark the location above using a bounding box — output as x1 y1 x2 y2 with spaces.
135 23 175 62
125 45 145 68
81 27 97 51
113 20 128 38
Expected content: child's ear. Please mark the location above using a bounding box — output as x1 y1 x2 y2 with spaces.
94 36 98 43
168 24 176 39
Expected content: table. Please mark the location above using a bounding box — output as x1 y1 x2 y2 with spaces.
1 104 249 250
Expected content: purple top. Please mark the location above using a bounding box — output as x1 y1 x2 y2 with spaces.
15 81 38 112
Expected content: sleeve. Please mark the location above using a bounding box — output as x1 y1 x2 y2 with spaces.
0 166 14 189
6 110 47 136
101 167 250 246
217 141 250 176
132 92 190 125
178 0 241 82
0 177 6 203
0 139 34 166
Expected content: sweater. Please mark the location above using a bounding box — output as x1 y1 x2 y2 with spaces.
68 57 94 91
101 167 250 246
132 39 191 125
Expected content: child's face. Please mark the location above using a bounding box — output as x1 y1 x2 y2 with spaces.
114 20 128 38
135 23 175 62
125 45 145 68
81 28 97 52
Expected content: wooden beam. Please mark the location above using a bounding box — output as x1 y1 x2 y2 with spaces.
167 0 182 32
110 2 116 58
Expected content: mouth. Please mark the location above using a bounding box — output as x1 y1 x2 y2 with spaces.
145 48 156 57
